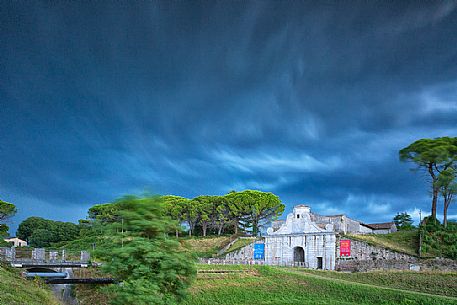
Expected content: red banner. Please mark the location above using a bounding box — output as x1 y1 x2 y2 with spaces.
340 239 351 257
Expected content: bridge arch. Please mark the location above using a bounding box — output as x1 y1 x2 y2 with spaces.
26 267 58 273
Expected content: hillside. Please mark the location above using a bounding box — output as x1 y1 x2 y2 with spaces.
186 265 457 305
346 230 423 257
182 235 235 257
0 265 59 305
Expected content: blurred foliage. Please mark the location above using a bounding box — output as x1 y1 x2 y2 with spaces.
94 195 196 305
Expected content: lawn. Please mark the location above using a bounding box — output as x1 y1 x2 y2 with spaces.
294 269 457 298
0 265 59 305
184 265 457 305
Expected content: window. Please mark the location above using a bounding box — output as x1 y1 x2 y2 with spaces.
297 214 300 219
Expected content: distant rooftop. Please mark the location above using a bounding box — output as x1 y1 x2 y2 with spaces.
365 222 395 230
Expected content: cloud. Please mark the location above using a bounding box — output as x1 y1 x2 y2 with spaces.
0 1 457 232
213 150 342 173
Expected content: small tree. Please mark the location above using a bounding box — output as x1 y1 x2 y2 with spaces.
212 196 230 236
162 195 187 237
0 224 9 237
399 137 457 220
393 212 414 230
0 199 16 223
182 198 199 237
191 196 213 237
226 190 284 236
96 196 195 305
436 168 457 228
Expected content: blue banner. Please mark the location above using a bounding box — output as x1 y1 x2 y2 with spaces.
253 243 265 260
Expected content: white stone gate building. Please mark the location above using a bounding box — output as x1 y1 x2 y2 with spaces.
265 205 336 270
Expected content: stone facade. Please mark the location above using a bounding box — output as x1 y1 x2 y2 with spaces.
265 205 336 270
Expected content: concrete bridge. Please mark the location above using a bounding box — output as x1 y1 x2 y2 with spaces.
0 247 90 268
1 246 114 305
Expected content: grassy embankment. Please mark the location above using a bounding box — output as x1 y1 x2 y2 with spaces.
222 237 256 255
295 268 457 298
60 234 236 259
74 265 457 305
0 265 59 305
346 230 428 257
186 265 457 305
180 235 242 258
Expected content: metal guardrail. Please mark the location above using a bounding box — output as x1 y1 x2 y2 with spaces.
199 258 309 267
0 247 90 266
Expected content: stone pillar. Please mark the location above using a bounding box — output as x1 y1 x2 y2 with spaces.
49 251 58 262
80 251 90 262
32 248 45 262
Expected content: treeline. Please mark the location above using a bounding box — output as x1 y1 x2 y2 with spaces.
13 190 284 248
89 190 285 237
17 217 80 247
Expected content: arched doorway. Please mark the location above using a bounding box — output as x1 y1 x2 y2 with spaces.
293 246 305 263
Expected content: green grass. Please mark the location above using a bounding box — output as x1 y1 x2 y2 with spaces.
0 265 59 305
294 269 457 298
184 265 457 305
182 235 234 258
346 230 426 257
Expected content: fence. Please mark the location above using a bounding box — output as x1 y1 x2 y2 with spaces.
199 258 309 268
0 247 90 264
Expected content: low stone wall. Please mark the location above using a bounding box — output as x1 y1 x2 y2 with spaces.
336 257 457 272
336 238 416 261
224 242 255 260
336 237 457 272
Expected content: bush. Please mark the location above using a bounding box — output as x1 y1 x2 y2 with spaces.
96 196 196 305
420 217 457 259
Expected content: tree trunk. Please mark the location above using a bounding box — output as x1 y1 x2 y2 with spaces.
234 219 238 235
432 188 438 221
217 223 223 236
188 222 193 237
443 193 453 228
218 226 223 236
253 217 259 237
443 202 448 228
175 229 179 238
428 163 438 221
202 222 207 237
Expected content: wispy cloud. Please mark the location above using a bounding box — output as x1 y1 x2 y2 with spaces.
212 150 342 173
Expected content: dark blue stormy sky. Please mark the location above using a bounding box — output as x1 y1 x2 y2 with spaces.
1 1 457 233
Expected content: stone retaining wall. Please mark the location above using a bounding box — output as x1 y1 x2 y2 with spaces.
336 237 457 272
336 238 416 261
224 243 255 260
